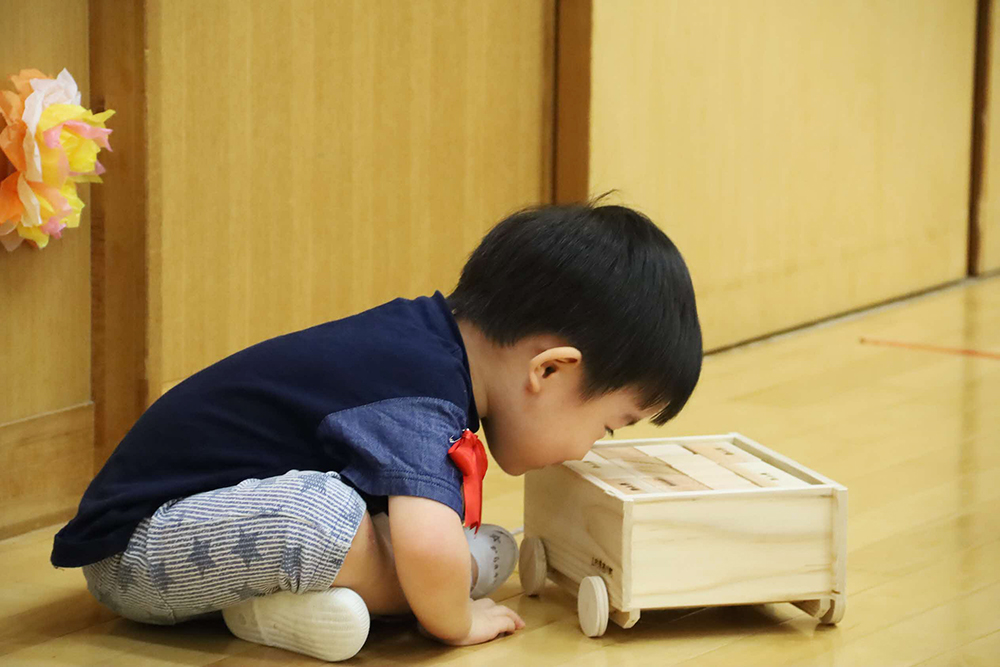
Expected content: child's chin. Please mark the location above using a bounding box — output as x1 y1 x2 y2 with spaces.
494 458 528 476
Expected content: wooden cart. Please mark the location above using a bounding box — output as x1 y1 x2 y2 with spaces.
519 433 847 637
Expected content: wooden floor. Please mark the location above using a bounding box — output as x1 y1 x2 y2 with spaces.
2 277 999 666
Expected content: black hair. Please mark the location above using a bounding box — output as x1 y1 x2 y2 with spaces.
449 198 702 425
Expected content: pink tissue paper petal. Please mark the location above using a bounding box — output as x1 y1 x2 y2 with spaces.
29 180 69 215
41 218 66 238
63 121 112 149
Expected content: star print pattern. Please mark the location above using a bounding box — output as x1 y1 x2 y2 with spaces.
90 467 368 623
281 544 304 584
231 528 264 567
187 536 217 576
117 562 136 593
149 560 173 592
300 473 329 494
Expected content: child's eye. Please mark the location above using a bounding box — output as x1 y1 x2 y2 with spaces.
605 427 615 437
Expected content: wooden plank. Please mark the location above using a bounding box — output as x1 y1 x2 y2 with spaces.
609 607 641 629
0 404 94 539
686 440 760 464
627 484 838 503
661 454 759 490
634 443 695 458
590 434 841 497
730 433 845 487
554 0 592 204
629 491 836 609
0 0 92 425
146 0 556 388
973 0 1000 274
584 0 976 348
726 460 813 489
89 0 149 468
827 485 849 623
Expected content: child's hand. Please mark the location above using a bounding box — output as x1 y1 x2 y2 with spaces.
389 496 525 644
433 598 526 646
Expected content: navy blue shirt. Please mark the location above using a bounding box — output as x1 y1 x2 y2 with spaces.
52 293 479 568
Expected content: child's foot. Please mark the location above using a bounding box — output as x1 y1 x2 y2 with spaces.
222 587 369 662
467 524 519 600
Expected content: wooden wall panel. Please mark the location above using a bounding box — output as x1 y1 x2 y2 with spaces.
0 0 92 423
976 0 1000 274
0 405 93 539
146 0 555 391
0 0 93 532
90 0 148 467
573 0 976 350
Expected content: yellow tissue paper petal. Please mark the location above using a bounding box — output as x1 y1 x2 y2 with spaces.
37 193 54 218
39 143 68 186
89 109 115 124
18 221 49 248
37 104 86 132
67 137 99 173
0 172 23 225
60 183 83 228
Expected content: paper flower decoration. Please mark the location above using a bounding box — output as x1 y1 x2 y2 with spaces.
0 68 114 251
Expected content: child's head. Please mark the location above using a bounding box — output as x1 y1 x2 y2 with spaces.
450 200 702 475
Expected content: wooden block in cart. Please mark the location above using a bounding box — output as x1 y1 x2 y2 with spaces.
519 433 847 637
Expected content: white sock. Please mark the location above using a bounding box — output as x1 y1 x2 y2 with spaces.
222 587 370 662
467 524 519 600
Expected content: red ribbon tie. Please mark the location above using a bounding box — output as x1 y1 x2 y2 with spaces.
447 429 488 532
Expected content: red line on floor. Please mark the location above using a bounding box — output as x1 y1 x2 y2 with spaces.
859 337 1000 361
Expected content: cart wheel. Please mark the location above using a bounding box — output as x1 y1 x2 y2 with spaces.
821 595 845 625
578 576 609 638
793 593 845 625
519 537 547 596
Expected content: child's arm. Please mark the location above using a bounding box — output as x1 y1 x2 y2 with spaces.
387 495 524 644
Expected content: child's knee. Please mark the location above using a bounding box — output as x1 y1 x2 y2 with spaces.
335 512 409 614
82 557 176 625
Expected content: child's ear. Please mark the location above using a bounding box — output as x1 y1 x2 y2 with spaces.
527 347 583 393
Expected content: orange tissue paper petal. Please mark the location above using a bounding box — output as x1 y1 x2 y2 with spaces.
0 69 112 251
0 89 23 125
10 69 50 98
29 180 69 217
0 122 27 173
0 172 24 225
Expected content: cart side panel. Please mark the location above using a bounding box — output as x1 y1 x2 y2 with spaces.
524 465 629 609
629 490 836 609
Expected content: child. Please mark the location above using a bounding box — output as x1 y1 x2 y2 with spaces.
51 201 702 661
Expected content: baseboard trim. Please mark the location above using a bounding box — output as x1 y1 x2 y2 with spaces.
0 403 94 540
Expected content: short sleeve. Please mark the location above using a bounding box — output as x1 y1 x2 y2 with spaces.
316 397 467 518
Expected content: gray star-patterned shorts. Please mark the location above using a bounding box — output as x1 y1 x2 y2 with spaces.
81 470 366 625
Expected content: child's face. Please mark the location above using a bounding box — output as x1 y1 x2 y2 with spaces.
483 369 661 476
